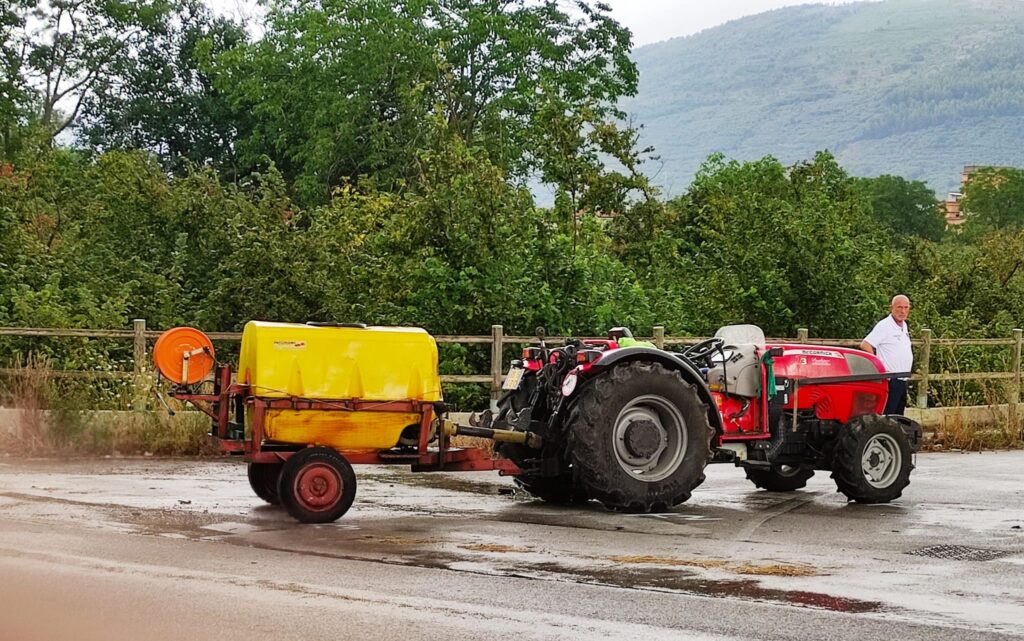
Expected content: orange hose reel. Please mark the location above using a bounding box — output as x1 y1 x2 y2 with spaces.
153 327 216 384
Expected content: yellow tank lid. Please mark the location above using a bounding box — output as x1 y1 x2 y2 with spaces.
238 321 442 402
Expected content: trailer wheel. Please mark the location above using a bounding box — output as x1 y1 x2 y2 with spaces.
568 361 712 513
278 447 357 523
831 414 913 504
744 465 814 492
247 462 283 505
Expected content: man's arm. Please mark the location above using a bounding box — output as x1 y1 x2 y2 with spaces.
862 319 885 355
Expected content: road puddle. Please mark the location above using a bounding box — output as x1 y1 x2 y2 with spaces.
360 471 511 496
524 562 882 613
327 543 884 615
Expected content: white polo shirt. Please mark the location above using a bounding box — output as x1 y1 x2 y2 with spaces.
864 315 913 374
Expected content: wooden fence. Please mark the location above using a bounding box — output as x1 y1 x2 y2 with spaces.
1 321 1022 414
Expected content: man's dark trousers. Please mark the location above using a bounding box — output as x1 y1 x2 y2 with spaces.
885 378 908 415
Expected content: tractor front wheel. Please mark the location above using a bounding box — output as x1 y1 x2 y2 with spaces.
831 415 913 503
568 361 712 513
278 447 357 523
745 465 814 492
247 462 283 505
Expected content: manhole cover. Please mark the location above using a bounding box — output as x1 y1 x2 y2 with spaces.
907 544 1010 561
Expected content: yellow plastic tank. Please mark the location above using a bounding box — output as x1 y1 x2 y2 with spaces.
238 321 442 451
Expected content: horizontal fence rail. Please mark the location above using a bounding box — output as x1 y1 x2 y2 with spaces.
1 322 1022 412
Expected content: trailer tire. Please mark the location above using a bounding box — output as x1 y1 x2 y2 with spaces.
568 361 712 513
831 414 913 504
745 466 814 492
247 462 283 505
278 447 357 523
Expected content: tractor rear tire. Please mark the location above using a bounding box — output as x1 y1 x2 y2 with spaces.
278 447 357 523
247 462 283 505
568 361 713 513
831 414 913 504
514 473 589 505
745 466 814 492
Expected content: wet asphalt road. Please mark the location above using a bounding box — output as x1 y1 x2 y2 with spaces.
0 451 1022 641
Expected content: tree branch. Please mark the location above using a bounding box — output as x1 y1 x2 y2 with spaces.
52 67 95 137
1001 258 1024 289
52 8 80 101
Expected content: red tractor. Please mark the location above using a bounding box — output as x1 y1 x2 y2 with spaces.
483 324 921 511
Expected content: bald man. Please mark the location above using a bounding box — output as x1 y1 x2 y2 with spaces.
861 295 913 415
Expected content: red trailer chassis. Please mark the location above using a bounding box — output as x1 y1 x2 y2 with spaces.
171 364 521 473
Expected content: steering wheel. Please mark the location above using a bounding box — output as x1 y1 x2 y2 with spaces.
681 337 724 365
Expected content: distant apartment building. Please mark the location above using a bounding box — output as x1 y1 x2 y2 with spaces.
944 192 963 225
944 165 987 226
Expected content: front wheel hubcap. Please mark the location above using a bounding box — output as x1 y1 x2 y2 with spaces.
861 433 902 488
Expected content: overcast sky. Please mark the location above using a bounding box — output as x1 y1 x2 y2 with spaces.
208 1 870 47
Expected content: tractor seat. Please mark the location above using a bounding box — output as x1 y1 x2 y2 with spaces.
707 324 766 398
713 324 766 347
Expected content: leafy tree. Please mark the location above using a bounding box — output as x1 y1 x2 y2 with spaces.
211 0 637 204
77 0 249 175
284 119 551 334
850 174 945 242
537 90 659 250
0 1 33 157
960 167 1024 235
13 0 172 143
643 152 900 337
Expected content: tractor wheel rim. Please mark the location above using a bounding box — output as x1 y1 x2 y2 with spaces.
613 394 686 483
861 433 902 488
295 462 343 511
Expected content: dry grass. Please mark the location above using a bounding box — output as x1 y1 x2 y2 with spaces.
610 555 819 577
731 563 820 577
83 410 215 456
459 543 533 553
924 353 1024 451
610 555 729 569
450 434 495 454
928 399 1024 452
362 535 438 545
1 355 54 454
1 359 214 456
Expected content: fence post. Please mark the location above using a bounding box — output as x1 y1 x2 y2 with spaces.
490 324 503 412
132 318 147 411
653 326 665 350
1010 328 1022 427
916 328 932 409
797 328 808 343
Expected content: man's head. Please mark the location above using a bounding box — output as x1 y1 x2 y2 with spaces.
890 294 911 324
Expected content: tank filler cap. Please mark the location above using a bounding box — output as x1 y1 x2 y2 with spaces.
153 327 216 384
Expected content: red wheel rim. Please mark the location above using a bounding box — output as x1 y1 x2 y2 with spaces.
294 463 343 512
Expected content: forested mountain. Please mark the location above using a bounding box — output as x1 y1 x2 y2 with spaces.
625 0 1024 197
